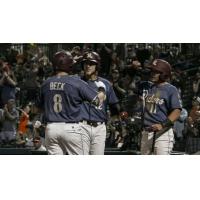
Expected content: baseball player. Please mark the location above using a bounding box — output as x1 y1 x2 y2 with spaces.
37 51 105 155
133 59 182 155
80 51 120 155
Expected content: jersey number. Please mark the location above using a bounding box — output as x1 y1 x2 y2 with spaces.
53 94 62 113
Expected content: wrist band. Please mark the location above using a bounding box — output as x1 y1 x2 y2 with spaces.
161 119 174 128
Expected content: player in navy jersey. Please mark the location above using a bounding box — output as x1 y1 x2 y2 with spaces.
38 51 105 155
80 51 120 155
132 59 182 155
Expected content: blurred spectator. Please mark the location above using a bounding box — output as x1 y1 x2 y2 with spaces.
0 99 19 145
193 71 200 96
33 136 46 151
174 108 188 140
71 46 83 76
186 97 200 154
0 62 17 108
17 104 31 144
110 69 126 100
187 97 200 137
23 61 40 103
99 43 113 76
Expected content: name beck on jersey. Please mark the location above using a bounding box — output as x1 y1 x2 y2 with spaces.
50 82 65 91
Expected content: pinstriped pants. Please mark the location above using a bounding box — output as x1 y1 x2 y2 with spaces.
140 128 174 155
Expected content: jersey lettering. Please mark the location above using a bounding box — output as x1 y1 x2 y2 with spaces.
53 94 63 113
50 82 65 91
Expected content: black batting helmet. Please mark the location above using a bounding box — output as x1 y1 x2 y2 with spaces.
53 51 75 73
82 51 101 70
150 59 171 81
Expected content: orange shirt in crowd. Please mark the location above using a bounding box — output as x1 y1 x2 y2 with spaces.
18 113 29 134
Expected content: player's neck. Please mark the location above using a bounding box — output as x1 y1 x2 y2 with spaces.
56 72 68 76
155 81 168 86
85 73 98 81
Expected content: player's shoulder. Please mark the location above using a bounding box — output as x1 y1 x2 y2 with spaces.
69 75 90 87
41 76 55 87
98 77 112 86
164 83 178 91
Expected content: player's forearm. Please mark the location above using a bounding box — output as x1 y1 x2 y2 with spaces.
153 109 182 131
91 91 105 107
167 109 181 122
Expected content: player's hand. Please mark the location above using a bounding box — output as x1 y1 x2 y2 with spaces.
97 91 106 103
151 124 163 132
34 120 42 129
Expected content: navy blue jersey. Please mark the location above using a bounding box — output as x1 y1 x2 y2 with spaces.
80 77 119 122
38 75 98 123
139 81 182 127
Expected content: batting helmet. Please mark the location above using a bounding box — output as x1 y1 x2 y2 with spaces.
82 51 101 70
150 59 171 81
53 51 75 73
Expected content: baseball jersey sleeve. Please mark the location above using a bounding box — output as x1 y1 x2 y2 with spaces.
168 86 182 111
78 79 98 102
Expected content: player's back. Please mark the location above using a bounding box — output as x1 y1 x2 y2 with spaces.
41 75 85 123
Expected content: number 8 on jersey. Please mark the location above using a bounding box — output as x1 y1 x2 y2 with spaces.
53 94 62 113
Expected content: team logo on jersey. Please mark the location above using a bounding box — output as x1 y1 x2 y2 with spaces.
146 95 164 105
145 92 164 114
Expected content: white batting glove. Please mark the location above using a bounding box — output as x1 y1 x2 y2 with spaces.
34 120 42 129
94 81 106 92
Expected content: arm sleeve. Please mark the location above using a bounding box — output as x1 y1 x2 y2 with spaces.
168 87 182 111
78 80 98 102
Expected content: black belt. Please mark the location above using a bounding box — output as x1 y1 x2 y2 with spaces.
81 120 105 127
47 122 79 124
